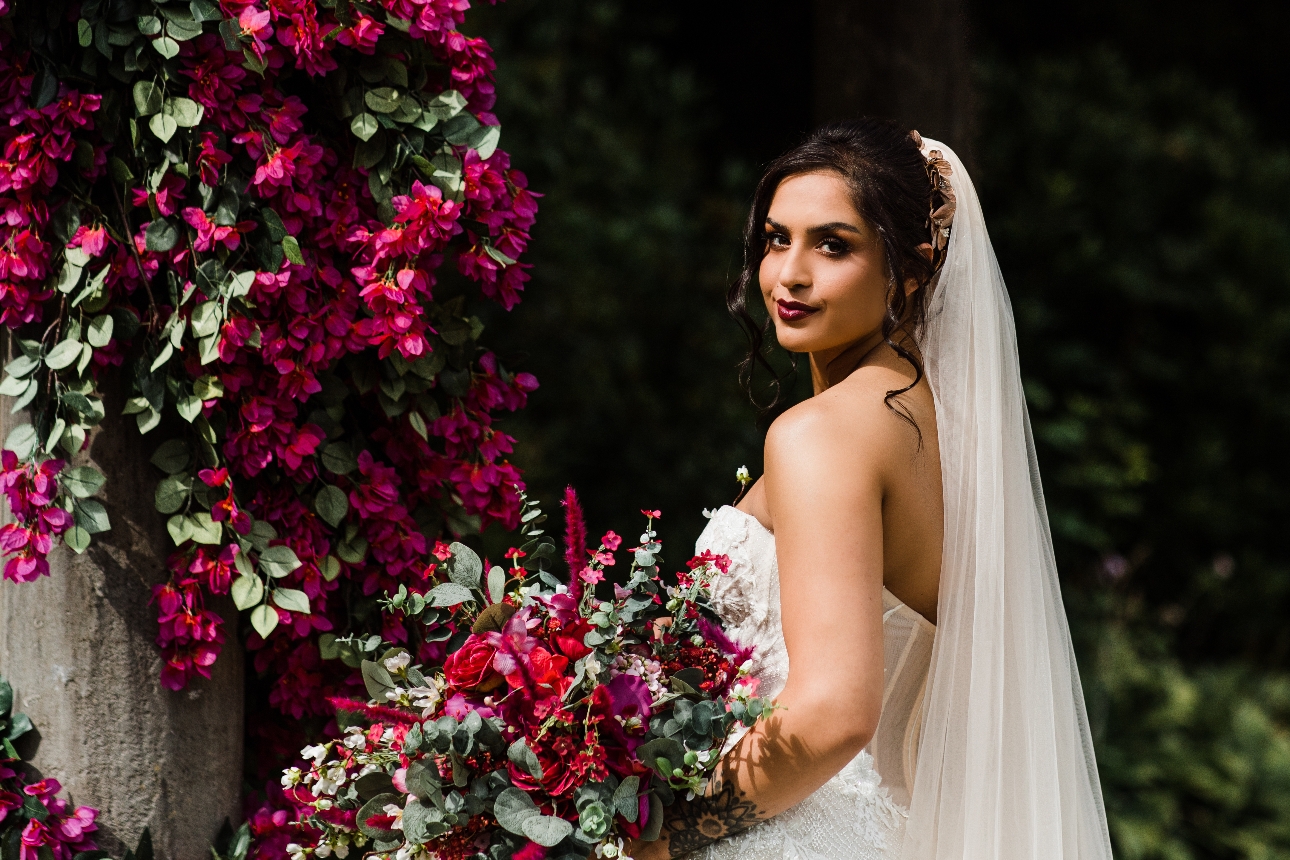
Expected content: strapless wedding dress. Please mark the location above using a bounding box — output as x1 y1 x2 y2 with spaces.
693 506 936 860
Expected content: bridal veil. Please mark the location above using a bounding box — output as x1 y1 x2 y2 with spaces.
904 139 1114 859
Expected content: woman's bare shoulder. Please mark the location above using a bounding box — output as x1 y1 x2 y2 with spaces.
766 367 927 468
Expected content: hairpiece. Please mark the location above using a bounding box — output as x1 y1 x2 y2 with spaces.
910 130 957 270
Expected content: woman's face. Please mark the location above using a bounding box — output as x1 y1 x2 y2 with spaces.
759 170 891 357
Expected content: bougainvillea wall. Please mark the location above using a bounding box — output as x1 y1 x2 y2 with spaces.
0 0 536 852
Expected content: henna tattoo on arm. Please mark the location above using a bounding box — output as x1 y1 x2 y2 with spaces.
655 773 766 859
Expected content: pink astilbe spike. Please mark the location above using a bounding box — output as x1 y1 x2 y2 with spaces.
325 697 421 725
562 485 588 601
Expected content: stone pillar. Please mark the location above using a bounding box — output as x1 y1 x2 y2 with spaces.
812 0 976 157
0 334 243 858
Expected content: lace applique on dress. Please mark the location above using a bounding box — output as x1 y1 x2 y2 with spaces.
690 507 931 860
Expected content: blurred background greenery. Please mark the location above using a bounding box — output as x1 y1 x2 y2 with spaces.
470 1 1290 856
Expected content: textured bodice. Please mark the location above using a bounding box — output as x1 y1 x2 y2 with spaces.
693 506 936 860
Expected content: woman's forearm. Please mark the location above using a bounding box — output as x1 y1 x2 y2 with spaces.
633 687 874 860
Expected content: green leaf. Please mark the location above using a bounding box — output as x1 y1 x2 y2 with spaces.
448 542 482 587
314 484 348 527
261 209 287 242
137 406 162 434
428 582 474 608
193 376 224 400
5 424 37 459
467 124 501 160
150 439 191 474
493 788 540 836
5 711 32 741
44 417 66 453
166 514 194 544
191 301 220 337
75 499 111 535
152 35 180 59
176 395 202 422
350 113 379 142
521 815 573 848
321 555 341 581
190 511 222 544
198 333 221 366
364 87 403 114
132 81 163 116
149 111 179 142
250 604 279 638
231 574 263 610
281 235 304 265
5 355 39 378
258 544 302 578
408 410 428 440
145 219 179 252
78 19 94 47
360 659 396 701
357 793 402 840
0 375 29 397
229 271 255 298
154 474 192 514
45 338 83 370
321 442 358 475
612 775 641 822
86 314 114 347
65 525 91 553
189 0 222 22
63 466 106 499
488 565 506 604
137 15 163 36
165 18 204 41
272 587 310 614
507 739 545 781
166 97 204 127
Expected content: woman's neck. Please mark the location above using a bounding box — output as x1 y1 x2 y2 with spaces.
808 330 886 394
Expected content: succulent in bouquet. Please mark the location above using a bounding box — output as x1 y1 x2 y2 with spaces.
284 491 771 860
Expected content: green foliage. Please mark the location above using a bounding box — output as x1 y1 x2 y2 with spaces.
475 0 765 554
978 50 1290 659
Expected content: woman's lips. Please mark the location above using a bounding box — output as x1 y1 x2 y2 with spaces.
776 299 819 322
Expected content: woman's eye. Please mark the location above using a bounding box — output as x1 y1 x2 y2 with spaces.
766 233 789 248
819 238 849 255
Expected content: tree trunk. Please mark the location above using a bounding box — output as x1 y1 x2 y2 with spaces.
0 335 243 858
812 0 975 157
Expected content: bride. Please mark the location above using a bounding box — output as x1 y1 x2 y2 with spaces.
627 119 1114 859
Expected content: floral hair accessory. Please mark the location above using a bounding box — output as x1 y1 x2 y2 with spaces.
910 130 957 270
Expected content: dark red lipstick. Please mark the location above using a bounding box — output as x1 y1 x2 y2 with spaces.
776 299 819 322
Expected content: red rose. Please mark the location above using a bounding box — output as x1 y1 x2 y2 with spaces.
444 634 503 691
551 619 593 660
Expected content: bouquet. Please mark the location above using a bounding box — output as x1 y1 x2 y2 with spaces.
283 491 770 859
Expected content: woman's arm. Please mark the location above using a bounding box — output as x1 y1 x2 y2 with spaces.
632 394 891 860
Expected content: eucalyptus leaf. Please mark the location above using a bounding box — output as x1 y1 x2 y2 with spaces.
351 112 378 142
45 339 83 370
87 315 114 347
149 111 178 142
428 582 474 608
132 81 163 116
166 97 204 127
507 739 545 781
493 787 540 835
448 541 482 587
521 815 574 848
145 218 179 252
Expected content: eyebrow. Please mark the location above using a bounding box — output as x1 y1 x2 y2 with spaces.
764 217 864 236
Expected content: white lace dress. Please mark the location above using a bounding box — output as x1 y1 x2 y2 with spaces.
693 506 936 860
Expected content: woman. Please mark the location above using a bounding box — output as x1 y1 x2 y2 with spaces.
628 120 1114 859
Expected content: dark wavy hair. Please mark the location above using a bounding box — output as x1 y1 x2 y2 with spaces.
729 118 939 429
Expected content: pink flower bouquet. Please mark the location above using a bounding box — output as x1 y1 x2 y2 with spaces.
283 492 769 859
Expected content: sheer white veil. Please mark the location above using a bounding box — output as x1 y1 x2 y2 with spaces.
904 138 1114 859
